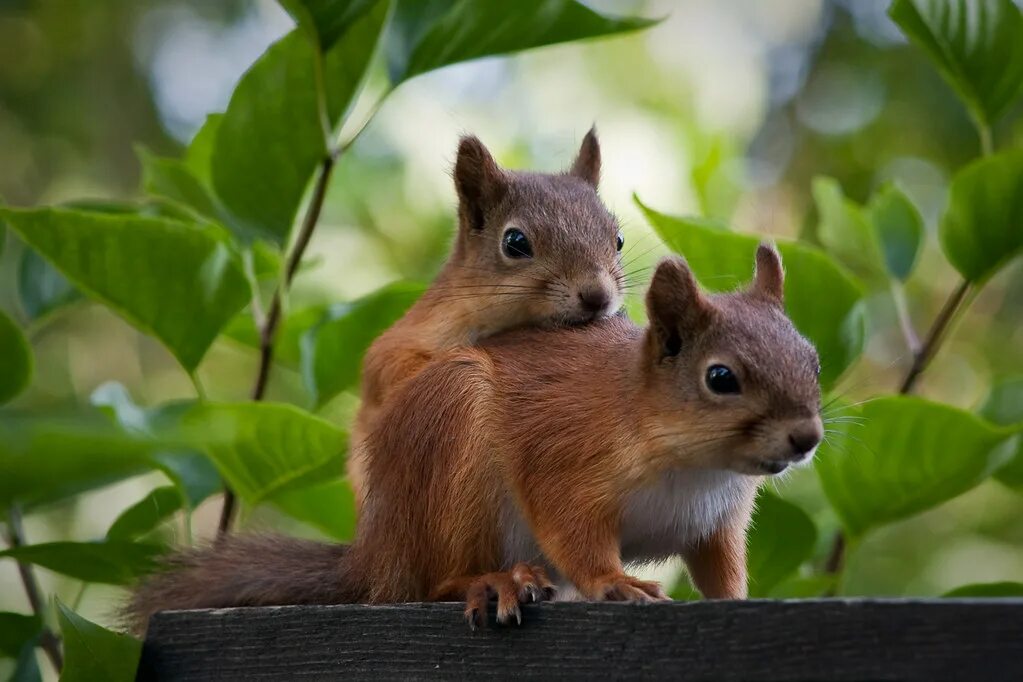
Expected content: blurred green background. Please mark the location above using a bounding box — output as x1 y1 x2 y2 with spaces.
1 0 1022 662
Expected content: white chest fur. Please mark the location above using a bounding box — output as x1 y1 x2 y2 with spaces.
618 468 746 564
501 468 747 573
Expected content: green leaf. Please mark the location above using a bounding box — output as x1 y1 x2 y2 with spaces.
0 309 32 405
637 197 865 389
0 541 163 585
0 613 41 658
767 574 836 599
889 0 1023 128
138 146 221 224
178 403 347 505
1 207 250 371
944 581 1023 597
90 383 222 507
57 600 141 682
11 639 40 682
106 486 183 541
940 150 1023 284
817 396 1017 537
150 451 222 509
212 3 388 244
137 146 260 245
322 0 391 125
184 114 222 186
813 177 886 281
385 0 657 84
18 247 80 320
211 33 323 244
272 478 357 540
302 281 424 406
866 183 924 282
669 574 701 601
980 377 1023 490
746 491 817 598
0 410 155 511
279 0 381 50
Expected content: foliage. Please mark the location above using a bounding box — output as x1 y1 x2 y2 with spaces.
0 2 657 677
0 0 1021 678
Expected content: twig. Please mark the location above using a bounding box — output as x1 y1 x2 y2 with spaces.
217 152 338 536
898 279 971 394
5 505 64 673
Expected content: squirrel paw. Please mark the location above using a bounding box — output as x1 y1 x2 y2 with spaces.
593 574 668 602
435 563 556 631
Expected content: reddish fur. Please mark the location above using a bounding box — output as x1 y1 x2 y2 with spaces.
349 128 623 505
127 247 820 628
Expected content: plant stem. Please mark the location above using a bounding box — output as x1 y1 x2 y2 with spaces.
217 152 338 537
5 505 64 674
978 123 994 157
823 276 974 589
898 278 971 394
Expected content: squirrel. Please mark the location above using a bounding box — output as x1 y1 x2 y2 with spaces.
126 244 823 630
348 128 625 504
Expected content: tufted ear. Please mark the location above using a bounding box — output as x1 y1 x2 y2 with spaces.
645 256 714 360
751 242 784 305
454 135 509 232
569 125 601 189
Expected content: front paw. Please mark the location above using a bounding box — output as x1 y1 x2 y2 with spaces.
591 574 668 602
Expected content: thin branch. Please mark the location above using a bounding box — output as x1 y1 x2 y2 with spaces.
823 531 845 575
898 279 971 395
5 505 64 674
217 152 338 537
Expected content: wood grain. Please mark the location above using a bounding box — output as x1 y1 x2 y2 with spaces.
138 599 1023 681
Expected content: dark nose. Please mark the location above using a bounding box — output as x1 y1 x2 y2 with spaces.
788 421 823 458
578 288 610 315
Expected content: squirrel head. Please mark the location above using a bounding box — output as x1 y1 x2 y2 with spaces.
642 244 822 476
449 128 624 330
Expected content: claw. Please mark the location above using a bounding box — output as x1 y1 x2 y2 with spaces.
521 583 540 602
466 608 482 632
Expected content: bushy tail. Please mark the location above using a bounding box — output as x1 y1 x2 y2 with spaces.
123 534 362 634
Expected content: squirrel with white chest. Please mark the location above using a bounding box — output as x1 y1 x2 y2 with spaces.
127 244 823 629
349 128 625 504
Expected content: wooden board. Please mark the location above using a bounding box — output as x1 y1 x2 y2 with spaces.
138 599 1023 680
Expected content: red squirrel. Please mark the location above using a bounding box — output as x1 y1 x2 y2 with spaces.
349 129 625 504
127 244 822 630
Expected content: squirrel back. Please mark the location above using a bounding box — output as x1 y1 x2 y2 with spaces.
350 129 626 502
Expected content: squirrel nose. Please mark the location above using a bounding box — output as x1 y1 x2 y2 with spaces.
578 288 610 315
787 420 823 458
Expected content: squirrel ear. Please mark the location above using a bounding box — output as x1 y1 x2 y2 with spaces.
752 242 784 304
569 125 601 189
645 256 713 359
454 135 509 232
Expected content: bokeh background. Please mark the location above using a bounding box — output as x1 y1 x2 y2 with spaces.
1 0 1021 654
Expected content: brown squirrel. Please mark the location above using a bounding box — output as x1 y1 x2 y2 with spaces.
127 245 822 630
348 129 625 504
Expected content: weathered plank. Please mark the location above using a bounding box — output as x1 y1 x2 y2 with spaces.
138 599 1023 681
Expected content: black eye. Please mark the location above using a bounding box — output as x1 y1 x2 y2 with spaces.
502 228 532 259
706 365 740 395
616 232 624 252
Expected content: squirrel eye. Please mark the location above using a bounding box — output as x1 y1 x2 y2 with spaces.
706 365 741 395
502 228 533 259
616 232 624 252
